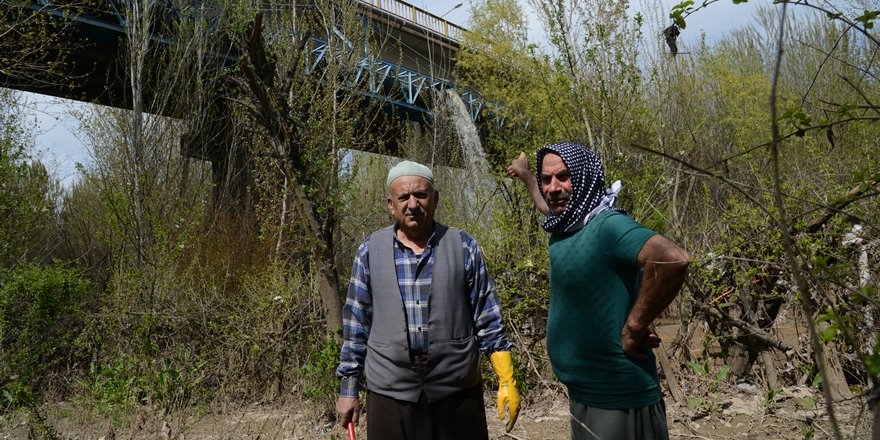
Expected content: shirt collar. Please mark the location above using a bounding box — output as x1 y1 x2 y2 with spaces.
391 222 438 250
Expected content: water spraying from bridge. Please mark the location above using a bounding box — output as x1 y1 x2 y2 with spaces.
444 89 489 172
437 88 504 233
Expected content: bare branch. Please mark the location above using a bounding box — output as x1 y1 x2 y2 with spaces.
798 26 854 106
692 301 795 352
788 0 880 47
837 74 880 118
707 116 880 170
768 3 842 436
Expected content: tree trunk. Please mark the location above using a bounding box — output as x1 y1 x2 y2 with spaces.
817 325 854 401
657 344 685 404
760 351 779 390
233 14 344 340
284 157 343 338
873 402 879 440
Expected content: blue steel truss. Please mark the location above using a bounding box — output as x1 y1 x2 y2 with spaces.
306 34 483 121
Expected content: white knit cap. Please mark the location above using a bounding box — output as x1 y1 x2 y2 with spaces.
386 160 435 191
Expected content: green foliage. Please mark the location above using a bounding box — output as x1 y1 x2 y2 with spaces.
456 0 561 166
763 386 779 411
816 309 842 343
151 355 207 410
0 95 57 268
300 336 340 404
484 196 550 393
68 228 337 411
800 394 818 411
687 362 731 414
854 10 880 28
2 0 878 425
670 0 694 29
801 422 815 440
75 354 207 417
0 263 90 409
76 358 144 417
779 108 812 137
0 2 78 89
460 0 647 160
864 337 880 378
811 370 824 389
686 333 732 415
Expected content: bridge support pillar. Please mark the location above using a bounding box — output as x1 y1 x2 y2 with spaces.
180 98 250 214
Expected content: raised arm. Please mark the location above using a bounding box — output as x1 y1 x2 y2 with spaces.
507 151 549 215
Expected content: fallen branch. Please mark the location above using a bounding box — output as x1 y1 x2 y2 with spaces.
692 302 794 352
804 177 879 234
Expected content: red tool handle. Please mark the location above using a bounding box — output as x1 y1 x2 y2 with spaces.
348 421 356 440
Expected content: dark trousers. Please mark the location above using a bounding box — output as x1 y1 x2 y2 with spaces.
569 399 670 440
366 385 488 440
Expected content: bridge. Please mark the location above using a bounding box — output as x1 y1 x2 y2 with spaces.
2 0 487 203
1 0 483 120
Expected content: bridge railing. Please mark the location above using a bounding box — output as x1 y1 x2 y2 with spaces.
361 0 464 42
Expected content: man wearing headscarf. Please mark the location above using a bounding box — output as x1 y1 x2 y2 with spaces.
509 142 689 439
336 160 520 439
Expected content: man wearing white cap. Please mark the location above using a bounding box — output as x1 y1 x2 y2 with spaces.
335 160 520 439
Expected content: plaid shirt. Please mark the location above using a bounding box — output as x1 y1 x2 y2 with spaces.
336 225 513 398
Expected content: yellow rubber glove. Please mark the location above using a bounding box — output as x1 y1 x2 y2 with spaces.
490 351 521 432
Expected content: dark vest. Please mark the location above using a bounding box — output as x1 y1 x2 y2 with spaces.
364 224 482 403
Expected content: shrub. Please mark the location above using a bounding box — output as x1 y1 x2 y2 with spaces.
300 335 340 405
0 264 90 409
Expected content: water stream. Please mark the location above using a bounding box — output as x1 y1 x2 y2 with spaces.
440 89 503 231
444 89 489 172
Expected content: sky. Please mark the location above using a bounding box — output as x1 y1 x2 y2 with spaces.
24 0 765 189
420 0 764 46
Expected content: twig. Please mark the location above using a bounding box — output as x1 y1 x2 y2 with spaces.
691 301 794 352
509 318 564 395
789 0 880 47
677 418 708 438
696 115 880 171
838 73 880 118
628 143 778 224
798 26 853 107
767 3 841 438
710 289 733 304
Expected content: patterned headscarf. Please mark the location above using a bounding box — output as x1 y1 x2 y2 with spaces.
536 141 622 234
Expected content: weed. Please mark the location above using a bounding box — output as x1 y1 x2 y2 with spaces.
0 264 89 409
75 359 143 418
800 395 818 411
301 336 340 405
687 357 730 415
763 387 779 413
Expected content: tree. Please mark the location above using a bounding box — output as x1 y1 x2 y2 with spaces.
528 0 646 156
225 0 400 338
456 0 563 166
655 2 880 436
0 1 80 91
0 90 58 269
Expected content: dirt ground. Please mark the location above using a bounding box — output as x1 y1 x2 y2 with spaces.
1 384 874 440
3 312 874 439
